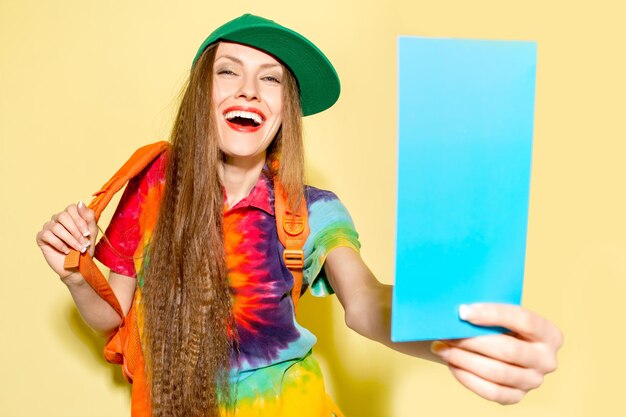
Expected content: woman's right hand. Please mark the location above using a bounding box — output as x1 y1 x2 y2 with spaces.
36 201 98 283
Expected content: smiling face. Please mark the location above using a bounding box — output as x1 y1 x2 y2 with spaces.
212 42 284 164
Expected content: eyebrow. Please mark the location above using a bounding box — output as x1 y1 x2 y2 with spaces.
215 54 282 69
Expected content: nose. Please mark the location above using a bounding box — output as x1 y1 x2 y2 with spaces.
236 74 260 102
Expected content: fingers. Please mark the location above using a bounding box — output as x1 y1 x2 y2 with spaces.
56 209 90 252
431 305 564 404
445 335 559 375
36 228 72 255
460 303 564 349
443 334 541 370
37 202 95 254
447 364 527 405
431 340 544 391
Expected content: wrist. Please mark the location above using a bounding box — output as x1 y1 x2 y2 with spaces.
61 271 86 288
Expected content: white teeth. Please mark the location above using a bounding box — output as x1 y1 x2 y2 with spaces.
224 110 263 124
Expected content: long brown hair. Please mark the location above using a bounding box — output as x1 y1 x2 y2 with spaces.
141 42 304 417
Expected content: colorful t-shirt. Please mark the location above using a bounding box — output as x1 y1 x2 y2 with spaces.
94 152 360 416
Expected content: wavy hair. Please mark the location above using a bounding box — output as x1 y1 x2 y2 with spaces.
141 42 304 417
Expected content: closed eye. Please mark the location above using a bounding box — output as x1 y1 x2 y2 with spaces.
217 69 237 76
262 75 281 84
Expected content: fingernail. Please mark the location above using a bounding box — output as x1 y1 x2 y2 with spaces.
80 244 89 253
430 341 449 357
459 304 472 321
83 230 91 237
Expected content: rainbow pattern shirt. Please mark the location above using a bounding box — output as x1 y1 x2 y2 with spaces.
94 152 360 416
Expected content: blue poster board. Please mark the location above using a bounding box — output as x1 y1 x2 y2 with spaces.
392 37 537 342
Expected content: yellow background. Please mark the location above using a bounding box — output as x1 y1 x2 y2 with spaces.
1 0 624 416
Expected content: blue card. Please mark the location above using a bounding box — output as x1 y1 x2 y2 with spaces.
391 36 537 342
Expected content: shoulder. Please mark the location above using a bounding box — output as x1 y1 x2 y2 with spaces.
304 185 356 230
102 145 169 229
141 147 169 185
123 146 169 198
304 185 341 206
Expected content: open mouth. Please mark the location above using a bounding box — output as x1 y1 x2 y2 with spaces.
223 109 265 131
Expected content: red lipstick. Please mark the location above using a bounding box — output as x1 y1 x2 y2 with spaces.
223 106 266 133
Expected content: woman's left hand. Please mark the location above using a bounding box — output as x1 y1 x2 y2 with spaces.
430 303 564 405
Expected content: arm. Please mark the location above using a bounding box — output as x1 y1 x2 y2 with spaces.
323 246 443 363
323 246 564 405
37 202 136 336
64 271 136 336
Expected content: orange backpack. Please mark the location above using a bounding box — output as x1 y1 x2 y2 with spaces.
63 141 310 415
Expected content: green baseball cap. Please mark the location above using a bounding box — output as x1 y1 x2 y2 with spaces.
192 14 340 116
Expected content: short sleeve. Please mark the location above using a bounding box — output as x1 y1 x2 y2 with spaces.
303 187 361 297
94 152 167 278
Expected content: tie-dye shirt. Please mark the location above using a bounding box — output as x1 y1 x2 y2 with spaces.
94 151 360 415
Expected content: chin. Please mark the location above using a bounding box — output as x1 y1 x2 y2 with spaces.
221 146 267 162
218 134 274 163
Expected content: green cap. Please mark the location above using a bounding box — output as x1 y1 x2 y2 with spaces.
192 14 340 116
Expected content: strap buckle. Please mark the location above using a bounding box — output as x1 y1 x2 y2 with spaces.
283 249 304 269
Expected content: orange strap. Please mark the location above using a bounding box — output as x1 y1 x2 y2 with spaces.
63 141 170 317
273 180 310 312
64 141 308 316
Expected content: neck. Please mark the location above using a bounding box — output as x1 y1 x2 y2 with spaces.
220 153 266 209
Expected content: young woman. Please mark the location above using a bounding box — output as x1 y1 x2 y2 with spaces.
36 14 563 417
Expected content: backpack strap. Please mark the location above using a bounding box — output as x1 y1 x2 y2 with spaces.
63 140 309 318
273 180 310 312
63 141 171 319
